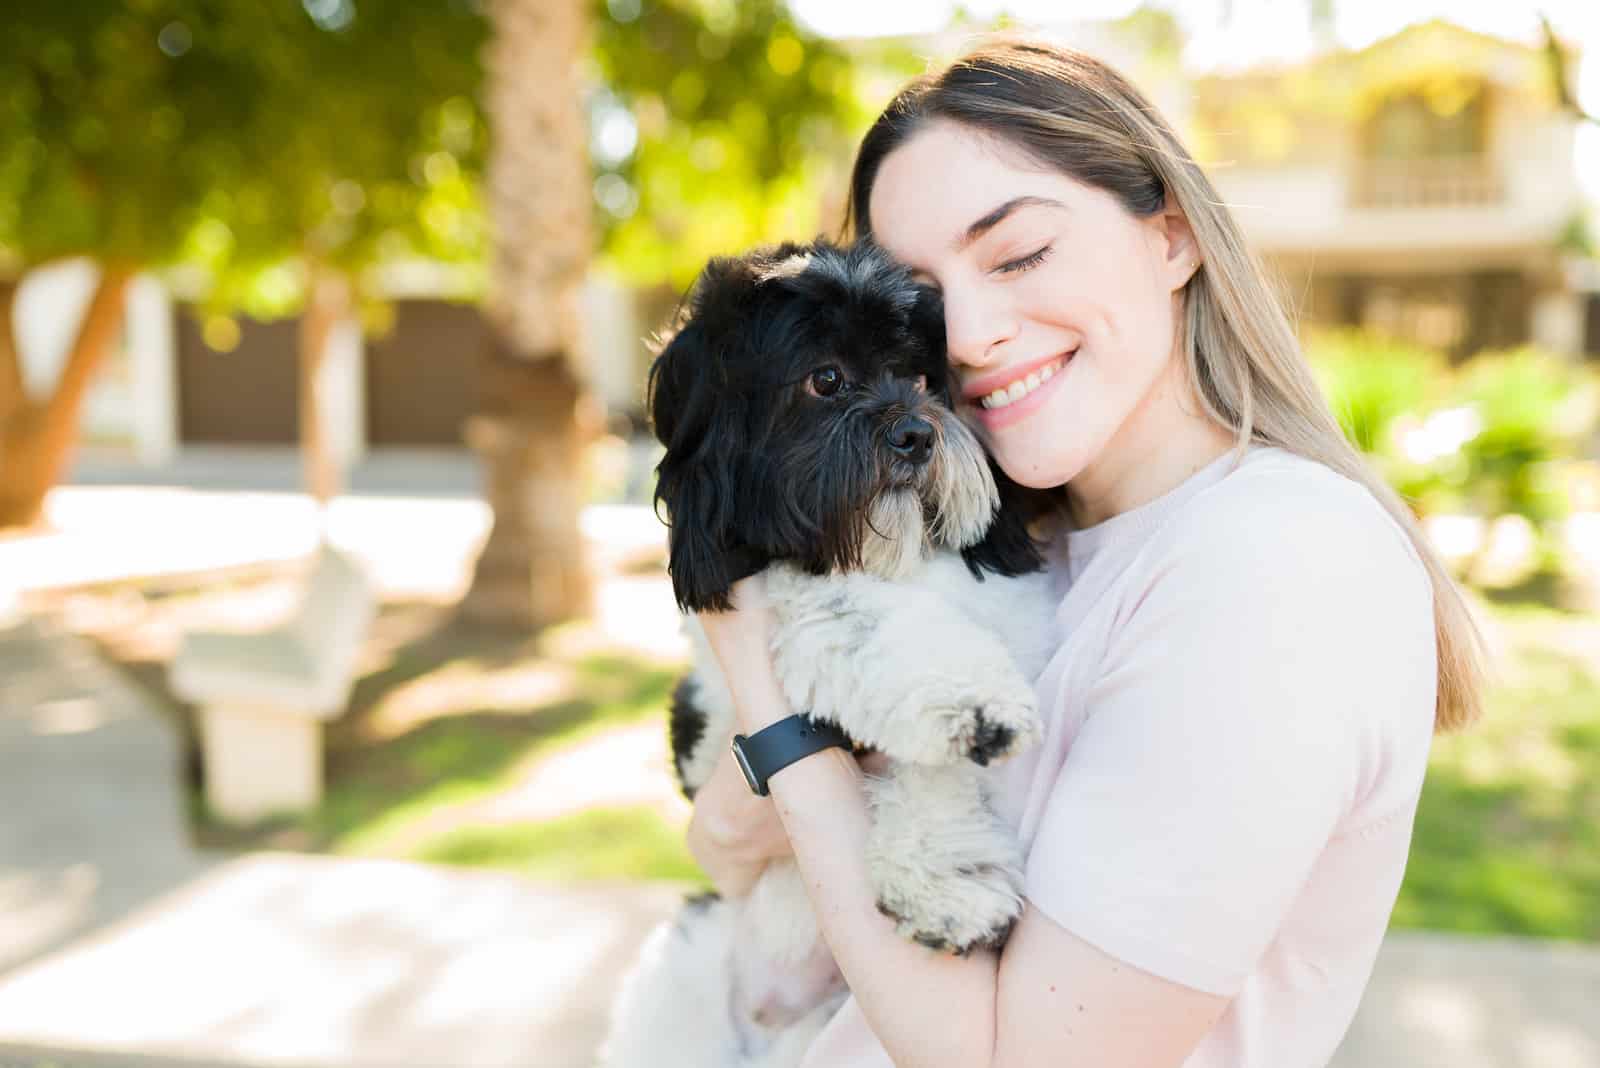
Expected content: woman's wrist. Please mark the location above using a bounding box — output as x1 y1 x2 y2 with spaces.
696 575 792 732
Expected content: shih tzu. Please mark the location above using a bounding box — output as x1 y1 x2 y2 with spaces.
602 241 1058 1068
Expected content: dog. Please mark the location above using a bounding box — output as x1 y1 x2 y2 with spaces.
601 241 1059 1068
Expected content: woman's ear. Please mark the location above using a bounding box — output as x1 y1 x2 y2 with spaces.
1153 196 1200 292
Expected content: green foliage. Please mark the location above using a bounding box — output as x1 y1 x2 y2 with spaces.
416 805 706 883
0 0 235 268
2 0 894 310
1308 332 1599 524
1395 605 1600 941
172 0 489 317
0 0 488 318
590 0 898 287
1309 329 1448 454
1449 349 1597 522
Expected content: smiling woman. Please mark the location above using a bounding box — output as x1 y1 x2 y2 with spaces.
680 36 1489 1068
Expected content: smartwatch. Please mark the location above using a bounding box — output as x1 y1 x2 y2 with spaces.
730 714 852 796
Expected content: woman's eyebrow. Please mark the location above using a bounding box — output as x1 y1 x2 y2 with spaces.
952 195 1067 252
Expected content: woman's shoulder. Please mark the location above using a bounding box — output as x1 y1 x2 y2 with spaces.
1148 447 1431 601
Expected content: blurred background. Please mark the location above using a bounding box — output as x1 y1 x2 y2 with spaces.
1 1 1597 1066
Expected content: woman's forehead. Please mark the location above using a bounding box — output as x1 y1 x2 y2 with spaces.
868 123 1080 262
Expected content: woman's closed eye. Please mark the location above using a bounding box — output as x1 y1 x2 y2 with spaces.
995 244 1054 275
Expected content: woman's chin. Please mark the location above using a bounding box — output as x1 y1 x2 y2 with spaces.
991 448 1081 491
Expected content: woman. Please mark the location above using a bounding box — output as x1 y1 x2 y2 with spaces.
686 38 1483 1068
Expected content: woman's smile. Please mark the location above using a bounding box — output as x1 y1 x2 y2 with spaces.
962 349 1076 430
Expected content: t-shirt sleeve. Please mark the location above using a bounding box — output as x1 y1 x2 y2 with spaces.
1023 483 1436 996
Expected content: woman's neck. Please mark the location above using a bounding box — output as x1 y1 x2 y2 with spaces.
1065 356 1236 530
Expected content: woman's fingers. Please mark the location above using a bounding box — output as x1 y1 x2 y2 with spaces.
686 743 793 896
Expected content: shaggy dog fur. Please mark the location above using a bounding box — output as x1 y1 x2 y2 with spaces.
601 241 1058 1068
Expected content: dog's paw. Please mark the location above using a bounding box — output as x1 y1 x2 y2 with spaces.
908 676 1040 767
874 858 1024 955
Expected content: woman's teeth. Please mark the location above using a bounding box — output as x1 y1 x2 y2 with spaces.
979 355 1068 410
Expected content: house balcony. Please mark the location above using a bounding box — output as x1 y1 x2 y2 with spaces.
1210 152 1580 269
1348 157 1505 209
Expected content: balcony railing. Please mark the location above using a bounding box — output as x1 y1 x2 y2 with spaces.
1349 157 1505 209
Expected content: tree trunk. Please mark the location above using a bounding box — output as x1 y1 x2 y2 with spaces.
0 267 134 531
299 262 348 508
461 0 594 629
0 278 24 426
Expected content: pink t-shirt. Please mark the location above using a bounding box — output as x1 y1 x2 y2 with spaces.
801 446 1438 1067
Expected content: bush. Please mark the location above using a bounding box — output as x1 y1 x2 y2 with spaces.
1307 329 1448 455
1448 348 1598 524
1307 332 1600 525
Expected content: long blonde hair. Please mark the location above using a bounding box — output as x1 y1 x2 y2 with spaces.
847 39 1484 731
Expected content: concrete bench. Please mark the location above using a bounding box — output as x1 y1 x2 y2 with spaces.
170 545 376 824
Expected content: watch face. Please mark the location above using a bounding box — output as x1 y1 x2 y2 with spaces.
730 735 767 796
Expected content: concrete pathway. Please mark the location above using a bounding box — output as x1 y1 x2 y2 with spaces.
1336 933 1600 1068
0 617 684 1068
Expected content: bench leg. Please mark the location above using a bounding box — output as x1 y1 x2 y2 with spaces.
199 704 324 824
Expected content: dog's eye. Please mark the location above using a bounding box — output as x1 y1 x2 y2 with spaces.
807 366 846 397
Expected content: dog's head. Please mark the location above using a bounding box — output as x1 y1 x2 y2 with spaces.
649 240 1043 613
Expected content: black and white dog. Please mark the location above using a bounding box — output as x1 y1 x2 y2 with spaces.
602 242 1058 1068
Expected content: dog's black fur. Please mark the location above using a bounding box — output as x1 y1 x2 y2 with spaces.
648 240 1044 617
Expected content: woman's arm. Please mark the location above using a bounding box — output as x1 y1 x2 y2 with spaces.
684 739 792 899
695 575 1228 1068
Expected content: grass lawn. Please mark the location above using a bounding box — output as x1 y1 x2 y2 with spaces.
1393 597 1600 941
68 557 1600 941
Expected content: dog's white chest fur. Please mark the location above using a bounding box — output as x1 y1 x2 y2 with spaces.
604 556 1055 1067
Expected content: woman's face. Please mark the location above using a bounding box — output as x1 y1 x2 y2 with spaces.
867 120 1198 491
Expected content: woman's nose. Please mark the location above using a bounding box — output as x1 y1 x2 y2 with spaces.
942 285 1017 369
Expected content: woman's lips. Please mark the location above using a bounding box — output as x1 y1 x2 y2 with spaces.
964 350 1076 430
960 350 1073 404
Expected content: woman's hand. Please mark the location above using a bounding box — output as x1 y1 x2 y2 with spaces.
685 742 794 898
687 574 794 897
694 575 786 732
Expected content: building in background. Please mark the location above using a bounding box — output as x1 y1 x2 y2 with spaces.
1190 20 1596 359
13 263 645 469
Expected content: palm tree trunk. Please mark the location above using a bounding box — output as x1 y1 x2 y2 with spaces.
460 0 594 628
0 266 133 531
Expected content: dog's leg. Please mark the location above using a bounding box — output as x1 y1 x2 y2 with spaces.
730 862 843 1034
865 763 1025 954
765 565 1040 767
600 894 744 1068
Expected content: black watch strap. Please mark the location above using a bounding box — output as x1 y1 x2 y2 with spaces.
731 714 851 796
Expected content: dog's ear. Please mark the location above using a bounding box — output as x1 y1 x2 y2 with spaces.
961 458 1050 578
647 266 768 613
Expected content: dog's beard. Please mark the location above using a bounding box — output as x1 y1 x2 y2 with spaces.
853 408 999 580
858 488 927 579
923 410 999 550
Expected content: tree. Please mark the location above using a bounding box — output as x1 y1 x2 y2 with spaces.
590 0 866 290
182 0 487 506
459 0 873 627
457 0 592 627
0 3 222 527
0 1 488 527
1539 13 1597 127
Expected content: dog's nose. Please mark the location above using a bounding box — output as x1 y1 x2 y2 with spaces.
887 416 934 464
